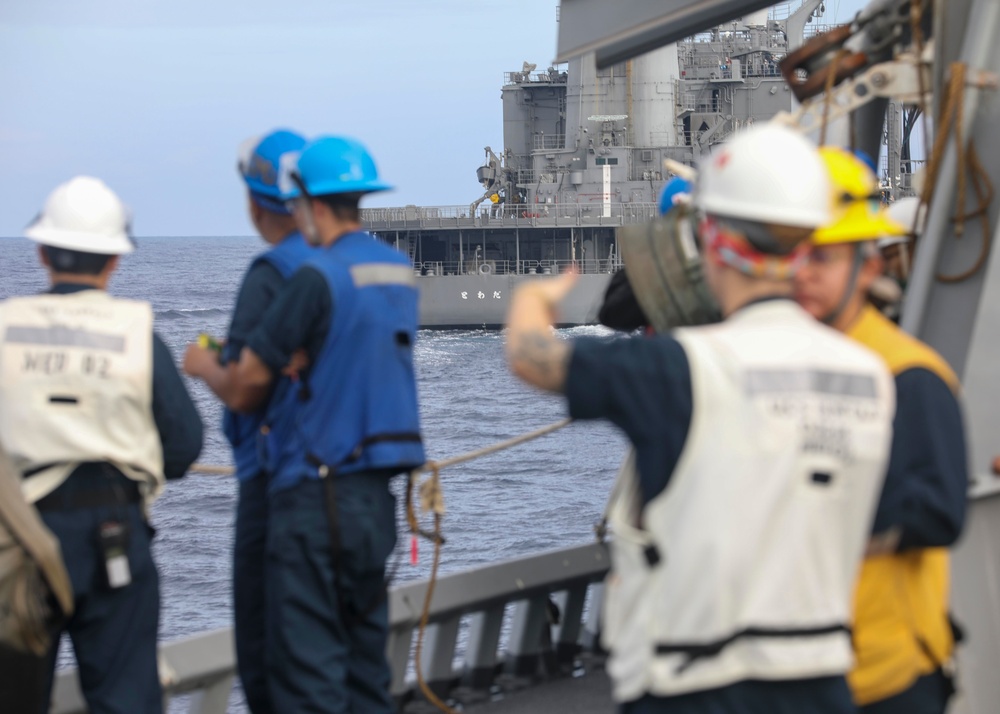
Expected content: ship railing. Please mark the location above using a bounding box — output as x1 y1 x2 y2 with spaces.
770 2 797 21
51 542 610 713
533 134 566 151
517 169 537 185
364 203 660 230
518 259 619 275
504 69 568 85
411 259 618 277
413 260 512 276
804 23 837 38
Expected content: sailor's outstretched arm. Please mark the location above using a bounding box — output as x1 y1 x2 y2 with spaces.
182 343 273 412
505 272 577 392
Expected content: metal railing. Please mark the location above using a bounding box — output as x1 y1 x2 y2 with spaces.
363 203 660 231
504 70 568 85
52 543 610 713
517 168 537 185
533 134 566 151
412 258 619 277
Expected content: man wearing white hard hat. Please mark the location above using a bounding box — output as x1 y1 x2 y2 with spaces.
0 177 203 712
506 124 895 713
882 197 921 288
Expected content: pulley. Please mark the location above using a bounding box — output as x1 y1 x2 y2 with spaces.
617 208 721 333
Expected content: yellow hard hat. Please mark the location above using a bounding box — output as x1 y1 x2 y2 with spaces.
812 147 906 245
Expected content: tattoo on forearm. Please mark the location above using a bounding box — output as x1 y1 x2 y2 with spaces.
512 330 569 390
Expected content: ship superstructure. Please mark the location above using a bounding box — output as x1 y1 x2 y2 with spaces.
363 3 826 327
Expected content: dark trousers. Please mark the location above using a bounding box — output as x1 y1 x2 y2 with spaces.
39 488 162 713
621 676 857 714
0 644 48 714
234 473 272 714
266 473 397 714
861 669 953 714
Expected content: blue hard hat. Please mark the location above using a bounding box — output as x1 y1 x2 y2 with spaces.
238 129 307 202
293 136 392 197
659 176 692 215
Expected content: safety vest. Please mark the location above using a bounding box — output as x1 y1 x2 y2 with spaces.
0 291 164 504
221 232 313 481
267 231 425 494
602 300 895 703
846 305 960 705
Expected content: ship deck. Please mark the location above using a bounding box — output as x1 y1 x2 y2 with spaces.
402 662 613 713
472 668 612 713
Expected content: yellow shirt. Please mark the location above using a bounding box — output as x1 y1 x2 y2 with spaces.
846 306 959 705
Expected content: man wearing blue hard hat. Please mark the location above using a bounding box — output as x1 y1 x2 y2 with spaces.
658 175 692 216
183 129 315 713
223 135 425 712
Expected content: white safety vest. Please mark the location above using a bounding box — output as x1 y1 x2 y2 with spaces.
0 291 164 505
602 300 895 702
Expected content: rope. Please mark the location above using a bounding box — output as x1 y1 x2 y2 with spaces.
917 61 994 283
819 50 851 147
188 418 573 480
415 418 573 473
189 463 235 475
191 417 575 714
405 418 572 713
410 507 456 713
937 141 994 282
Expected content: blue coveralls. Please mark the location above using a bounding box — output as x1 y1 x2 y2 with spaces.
222 232 313 714
22 283 203 714
246 231 424 713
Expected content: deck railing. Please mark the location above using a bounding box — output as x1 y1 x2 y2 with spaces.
412 258 619 277
363 203 659 231
51 542 610 713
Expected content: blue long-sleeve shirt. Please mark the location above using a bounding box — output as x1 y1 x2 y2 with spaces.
874 367 967 550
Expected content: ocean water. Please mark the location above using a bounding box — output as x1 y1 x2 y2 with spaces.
0 236 627 701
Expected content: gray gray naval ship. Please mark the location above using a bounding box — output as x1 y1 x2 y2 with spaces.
363 3 828 328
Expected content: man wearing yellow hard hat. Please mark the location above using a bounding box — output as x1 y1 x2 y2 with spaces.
794 147 969 714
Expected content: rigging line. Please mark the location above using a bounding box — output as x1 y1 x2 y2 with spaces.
188 418 575 478
415 417 574 473
819 50 850 147
405 417 574 714
192 418 575 713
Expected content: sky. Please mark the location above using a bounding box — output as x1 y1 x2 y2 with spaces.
0 0 868 237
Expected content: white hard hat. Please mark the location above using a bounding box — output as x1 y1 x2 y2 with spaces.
25 176 134 255
695 123 832 229
879 197 923 248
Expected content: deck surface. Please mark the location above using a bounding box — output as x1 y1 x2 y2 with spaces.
403 660 614 714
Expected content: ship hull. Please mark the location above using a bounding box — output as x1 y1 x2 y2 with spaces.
416 272 611 329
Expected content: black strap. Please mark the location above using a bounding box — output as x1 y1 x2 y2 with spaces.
35 479 141 512
23 462 66 478
306 431 422 474
656 623 851 674
321 469 345 602
314 433 420 626
23 461 147 479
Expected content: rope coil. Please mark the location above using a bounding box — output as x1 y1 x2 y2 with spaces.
404 418 572 713
190 417 574 713
918 61 995 283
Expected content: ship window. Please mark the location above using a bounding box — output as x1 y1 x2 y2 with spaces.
594 158 619 166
